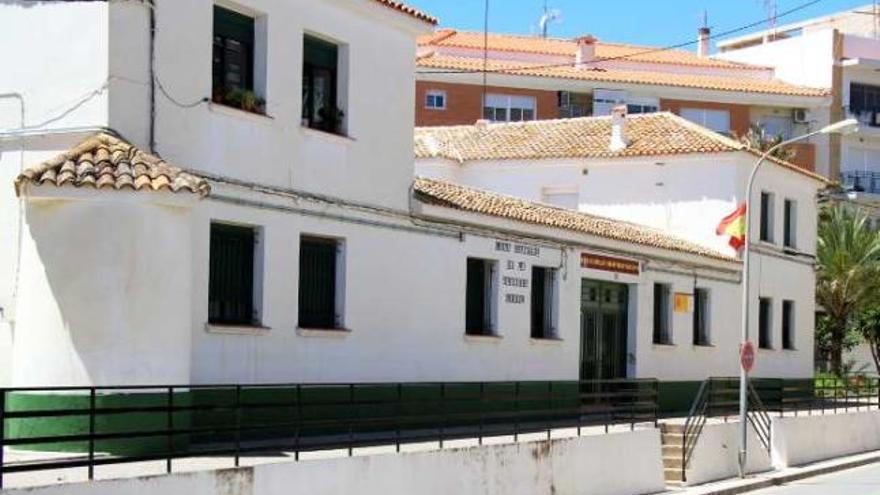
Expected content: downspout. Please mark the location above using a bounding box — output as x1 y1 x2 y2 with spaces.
147 0 156 153
0 92 25 323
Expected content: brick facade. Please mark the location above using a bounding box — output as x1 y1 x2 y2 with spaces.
415 81 559 127
659 99 751 137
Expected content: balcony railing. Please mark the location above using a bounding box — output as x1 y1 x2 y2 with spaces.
843 170 880 194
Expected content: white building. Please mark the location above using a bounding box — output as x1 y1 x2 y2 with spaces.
0 0 821 418
716 4 880 198
415 111 826 384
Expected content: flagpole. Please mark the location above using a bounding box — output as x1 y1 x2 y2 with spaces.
737 120 858 478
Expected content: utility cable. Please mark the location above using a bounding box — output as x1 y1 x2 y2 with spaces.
416 0 825 75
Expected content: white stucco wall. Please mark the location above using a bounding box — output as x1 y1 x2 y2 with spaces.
11 188 196 386
0 1 109 131
2 430 666 495
100 0 428 212
771 411 880 467
685 422 773 486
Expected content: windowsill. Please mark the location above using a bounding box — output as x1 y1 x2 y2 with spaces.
464 333 502 343
652 342 676 347
782 347 797 351
299 125 355 143
425 107 447 111
758 347 774 351
205 323 271 336
693 343 715 348
296 327 352 338
209 102 273 123
530 337 563 345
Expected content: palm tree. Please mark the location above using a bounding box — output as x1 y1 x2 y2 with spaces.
738 123 798 163
816 204 880 375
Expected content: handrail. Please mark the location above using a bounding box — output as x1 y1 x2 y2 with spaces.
681 379 711 482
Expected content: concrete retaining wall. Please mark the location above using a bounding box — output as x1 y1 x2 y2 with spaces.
685 422 773 486
3 429 666 495
772 411 880 467
4 429 665 495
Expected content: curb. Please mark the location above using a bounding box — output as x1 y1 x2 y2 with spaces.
674 451 880 495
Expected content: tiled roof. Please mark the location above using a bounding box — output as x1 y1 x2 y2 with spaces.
372 0 437 25
414 112 828 183
15 133 210 197
418 30 768 70
416 53 829 98
414 177 734 261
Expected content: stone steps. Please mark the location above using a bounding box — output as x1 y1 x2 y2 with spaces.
659 423 686 485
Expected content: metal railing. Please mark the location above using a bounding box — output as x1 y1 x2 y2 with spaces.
842 170 880 195
0 379 659 488
677 375 880 482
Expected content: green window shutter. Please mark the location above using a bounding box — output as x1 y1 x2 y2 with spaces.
209 224 255 325
298 237 338 329
465 259 487 335
214 6 254 45
304 35 338 70
531 266 547 338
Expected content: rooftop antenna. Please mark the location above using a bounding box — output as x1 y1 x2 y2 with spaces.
538 0 562 38
762 0 778 42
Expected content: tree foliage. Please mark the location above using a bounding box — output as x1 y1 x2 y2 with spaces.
851 307 880 375
738 123 798 162
816 204 880 375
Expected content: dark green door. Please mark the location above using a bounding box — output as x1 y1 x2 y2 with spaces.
580 280 629 380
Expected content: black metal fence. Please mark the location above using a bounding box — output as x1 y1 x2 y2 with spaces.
0 379 659 488
691 376 880 419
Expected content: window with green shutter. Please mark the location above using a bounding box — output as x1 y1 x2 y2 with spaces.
209 223 256 325
298 236 341 329
213 6 255 97
466 258 496 336
302 35 342 133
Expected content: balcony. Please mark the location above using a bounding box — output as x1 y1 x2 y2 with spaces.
842 170 880 195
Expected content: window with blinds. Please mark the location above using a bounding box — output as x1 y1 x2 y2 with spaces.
213 6 255 96
209 223 256 325
298 236 343 329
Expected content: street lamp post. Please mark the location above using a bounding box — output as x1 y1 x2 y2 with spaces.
737 118 858 478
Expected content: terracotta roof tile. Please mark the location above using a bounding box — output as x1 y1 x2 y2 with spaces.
15 133 210 197
371 0 437 25
418 30 768 70
415 112 828 183
414 177 734 261
416 53 828 98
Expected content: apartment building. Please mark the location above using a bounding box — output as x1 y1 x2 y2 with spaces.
716 3 880 199
415 28 830 173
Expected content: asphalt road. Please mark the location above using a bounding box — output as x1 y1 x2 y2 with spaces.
749 462 880 495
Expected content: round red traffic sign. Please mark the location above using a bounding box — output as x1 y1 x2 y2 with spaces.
741 341 756 372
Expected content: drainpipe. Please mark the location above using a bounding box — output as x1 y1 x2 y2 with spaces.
147 0 156 153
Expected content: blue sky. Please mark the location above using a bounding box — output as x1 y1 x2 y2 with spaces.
407 0 872 50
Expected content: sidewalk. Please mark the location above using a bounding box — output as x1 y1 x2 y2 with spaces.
670 450 880 495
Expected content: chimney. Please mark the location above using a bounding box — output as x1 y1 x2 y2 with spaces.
697 26 711 58
574 35 596 67
610 105 628 152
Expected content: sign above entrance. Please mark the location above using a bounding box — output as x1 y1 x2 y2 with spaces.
741 341 756 373
581 252 640 275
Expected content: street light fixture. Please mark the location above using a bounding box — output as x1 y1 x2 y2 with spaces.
737 118 858 478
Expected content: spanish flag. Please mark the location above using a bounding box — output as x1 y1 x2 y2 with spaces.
716 203 747 250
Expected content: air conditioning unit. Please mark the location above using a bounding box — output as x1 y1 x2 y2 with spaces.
792 108 809 124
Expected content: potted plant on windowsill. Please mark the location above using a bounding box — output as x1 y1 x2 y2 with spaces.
317 106 346 135
213 88 266 115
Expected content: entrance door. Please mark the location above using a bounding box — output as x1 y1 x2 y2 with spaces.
580 280 629 380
